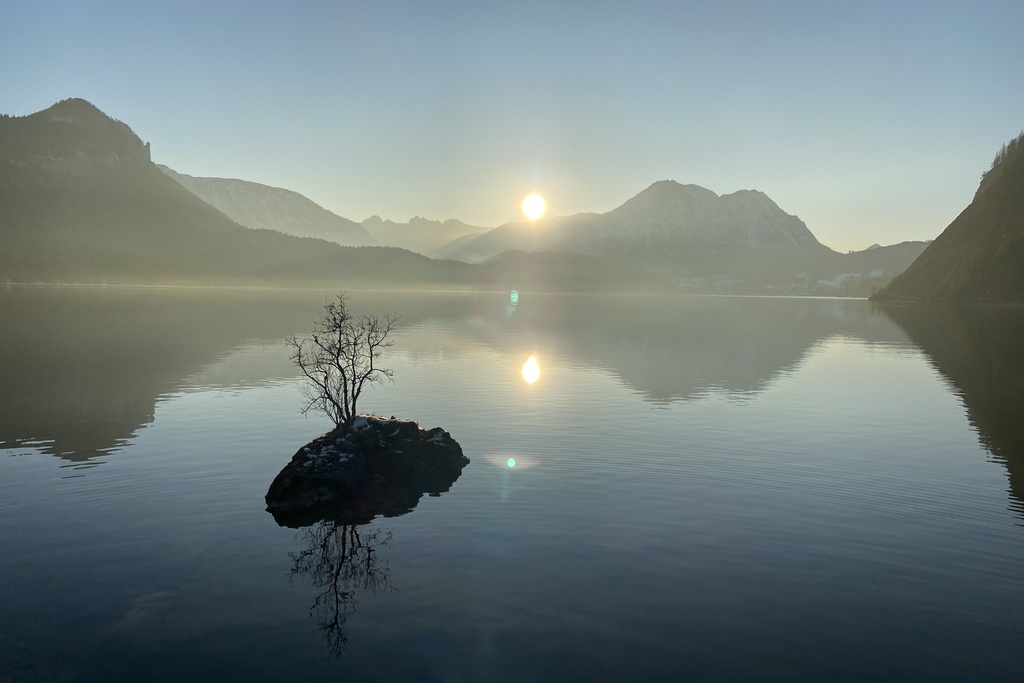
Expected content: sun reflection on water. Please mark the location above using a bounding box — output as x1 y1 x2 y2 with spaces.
521 356 540 385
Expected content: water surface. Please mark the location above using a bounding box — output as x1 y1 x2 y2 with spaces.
2 288 1023 681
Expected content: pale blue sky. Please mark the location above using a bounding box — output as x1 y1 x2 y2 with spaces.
3 0 1022 251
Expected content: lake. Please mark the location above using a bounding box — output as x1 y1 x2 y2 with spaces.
2 287 1023 682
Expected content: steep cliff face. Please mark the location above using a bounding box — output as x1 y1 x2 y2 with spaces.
872 132 1024 303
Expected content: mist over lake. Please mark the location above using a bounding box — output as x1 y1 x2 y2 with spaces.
3 287 1023 682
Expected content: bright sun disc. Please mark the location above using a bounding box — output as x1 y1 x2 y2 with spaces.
521 193 547 221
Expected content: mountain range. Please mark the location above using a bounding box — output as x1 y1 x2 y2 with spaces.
362 215 484 256
158 165 375 246
0 289 910 466
0 98 482 288
1 98 933 294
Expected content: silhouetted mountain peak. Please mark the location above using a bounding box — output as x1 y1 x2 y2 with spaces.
39 98 109 123
627 180 719 206
7 98 151 170
409 216 441 228
599 180 818 248
36 98 141 144
362 214 485 255
976 129 1024 199
613 181 781 218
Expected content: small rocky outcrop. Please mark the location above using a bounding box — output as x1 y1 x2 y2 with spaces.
265 415 469 528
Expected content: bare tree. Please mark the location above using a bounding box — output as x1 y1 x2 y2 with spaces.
287 293 399 427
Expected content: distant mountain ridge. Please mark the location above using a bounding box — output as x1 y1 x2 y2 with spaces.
159 166 375 246
873 131 1024 302
0 98 470 287
362 215 484 256
0 98 668 293
592 181 820 248
429 179 925 295
0 98 928 295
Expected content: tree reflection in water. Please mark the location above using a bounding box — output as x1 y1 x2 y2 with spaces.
290 521 394 657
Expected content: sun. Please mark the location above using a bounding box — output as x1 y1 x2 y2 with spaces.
521 193 547 221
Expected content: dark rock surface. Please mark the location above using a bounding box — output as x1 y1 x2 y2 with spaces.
265 415 469 528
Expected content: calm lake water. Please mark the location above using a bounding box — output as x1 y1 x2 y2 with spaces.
2 287 1023 682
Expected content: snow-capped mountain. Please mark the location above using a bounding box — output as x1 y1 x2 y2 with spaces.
592 181 819 249
437 180 821 263
159 166 375 247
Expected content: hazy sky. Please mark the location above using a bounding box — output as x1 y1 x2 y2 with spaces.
3 1 1023 251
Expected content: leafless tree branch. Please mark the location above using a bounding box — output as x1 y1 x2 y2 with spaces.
286 293 399 427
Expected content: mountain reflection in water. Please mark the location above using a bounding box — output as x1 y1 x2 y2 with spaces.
0 287 323 463
472 294 912 403
14 288 1023 517
0 288 913 466
882 303 1024 516
0 288 465 464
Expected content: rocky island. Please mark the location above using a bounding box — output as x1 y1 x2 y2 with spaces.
265 415 469 528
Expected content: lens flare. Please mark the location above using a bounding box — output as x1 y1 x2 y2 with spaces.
484 454 538 470
521 356 540 385
521 193 547 221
